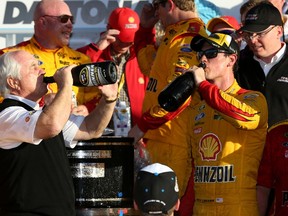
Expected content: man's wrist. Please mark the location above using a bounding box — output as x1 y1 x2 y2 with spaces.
105 97 117 103
104 93 118 103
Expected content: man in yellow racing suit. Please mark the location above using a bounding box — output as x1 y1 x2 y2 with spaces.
0 0 91 109
128 2 207 213
187 32 268 215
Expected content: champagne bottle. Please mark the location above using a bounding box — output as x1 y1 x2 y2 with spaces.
158 62 206 112
43 61 118 87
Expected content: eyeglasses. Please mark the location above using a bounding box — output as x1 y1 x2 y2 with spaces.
42 15 74 24
152 0 167 10
242 26 276 42
197 48 229 60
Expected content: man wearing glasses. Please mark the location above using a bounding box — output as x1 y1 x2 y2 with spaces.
186 32 268 216
128 0 207 214
236 2 288 127
0 0 91 115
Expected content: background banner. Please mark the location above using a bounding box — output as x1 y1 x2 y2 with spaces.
0 0 245 49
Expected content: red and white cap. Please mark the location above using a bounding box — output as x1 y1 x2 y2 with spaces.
108 7 140 43
207 15 240 32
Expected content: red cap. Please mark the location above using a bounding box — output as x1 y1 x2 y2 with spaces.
108 7 140 43
207 16 240 32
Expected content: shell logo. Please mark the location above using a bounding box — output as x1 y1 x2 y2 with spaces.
199 133 222 161
128 17 135 23
138 77 145 84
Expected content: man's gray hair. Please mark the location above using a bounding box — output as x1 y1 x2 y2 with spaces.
0 51 22 97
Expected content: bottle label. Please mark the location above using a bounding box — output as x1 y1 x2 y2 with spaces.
77 62 117 87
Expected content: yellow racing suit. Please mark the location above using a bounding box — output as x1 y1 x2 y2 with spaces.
135 18 207 197
187 80 268 215
0 36 91 105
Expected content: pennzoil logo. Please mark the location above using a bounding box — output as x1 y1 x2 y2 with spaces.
194 165 236 183
199 133 221 161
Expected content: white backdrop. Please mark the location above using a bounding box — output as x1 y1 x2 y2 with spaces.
0 0 246 49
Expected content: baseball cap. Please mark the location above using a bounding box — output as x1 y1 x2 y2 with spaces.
108 7 140 43
190 32 239 55
207 16 240 32
134 163 179 215
240 2 283 33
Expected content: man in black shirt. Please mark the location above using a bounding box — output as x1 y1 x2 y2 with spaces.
0 50 117 216
237 2 288 126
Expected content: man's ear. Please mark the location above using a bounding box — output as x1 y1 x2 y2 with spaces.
228 54 238 68
133 200 139 210
276 26 284 39
7 77 19 90
174 199 180 211
167 0 175 11
38 17 48 28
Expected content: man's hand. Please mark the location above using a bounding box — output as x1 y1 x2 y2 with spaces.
53 65 75 89
43 93 56 106
128 124 145 145
98 82 118 102
71 105 89 116
188 65 206 87
96 29 120 50
140 3 159 28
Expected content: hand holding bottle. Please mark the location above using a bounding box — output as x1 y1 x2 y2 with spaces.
52 65 75 88
158 62 206 112
99 82 119 104
188 62 206 87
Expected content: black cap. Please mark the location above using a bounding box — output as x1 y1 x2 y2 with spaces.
190 32 239 56
240 2 283 33
134 163 179 215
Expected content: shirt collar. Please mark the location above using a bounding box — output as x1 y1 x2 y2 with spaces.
253 43 286 76
6 94 41 110
31 36 59 52
254 43 286 66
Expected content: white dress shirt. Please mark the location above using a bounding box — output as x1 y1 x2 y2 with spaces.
0 95 84 149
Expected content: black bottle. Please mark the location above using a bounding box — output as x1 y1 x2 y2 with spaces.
158 63 206 112
43 61 118 87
